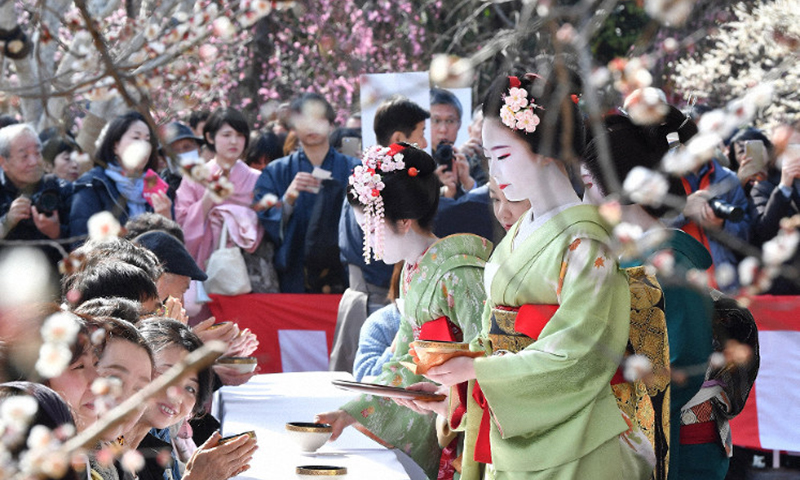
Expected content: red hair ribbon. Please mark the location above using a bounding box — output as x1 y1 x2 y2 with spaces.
508 76 521 88
387 143 405 156
407 167 418 177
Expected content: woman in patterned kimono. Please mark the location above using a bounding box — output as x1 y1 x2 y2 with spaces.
316 143 492 479
419 71 640 479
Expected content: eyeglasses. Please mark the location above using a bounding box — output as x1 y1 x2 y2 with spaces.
431 118 460 127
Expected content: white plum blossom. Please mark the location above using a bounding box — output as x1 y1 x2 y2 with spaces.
622 166 669 207
738 256 760 287
35 342 72 379
762 229 800 267
624 354 653 382
715 263 737 289
26 425 55 451
0 247 53 308
120 140 152 172
1 396 38 427
429 54 474 89
624 87 669 125
212 17 236 41
645 0 694 26
87 211 121 241
41 312 81 345
120 450 146 473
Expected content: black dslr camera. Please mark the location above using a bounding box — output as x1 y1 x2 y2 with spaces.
30 188 60 216
433 142 454 172
708 198 744 222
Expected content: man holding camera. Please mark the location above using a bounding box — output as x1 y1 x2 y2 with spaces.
0 124 72 266
667 153 751 289
430 88 488 198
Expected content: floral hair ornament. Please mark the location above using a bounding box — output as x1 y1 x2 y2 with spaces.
500 75 542 134
349 143 407 263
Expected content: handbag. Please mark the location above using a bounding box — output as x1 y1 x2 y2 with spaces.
204 221 252 296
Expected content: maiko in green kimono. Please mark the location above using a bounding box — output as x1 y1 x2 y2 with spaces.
316 144 491 479
421 71 643 479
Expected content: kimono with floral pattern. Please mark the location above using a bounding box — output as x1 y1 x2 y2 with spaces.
341 234 493 479
458 204 632 479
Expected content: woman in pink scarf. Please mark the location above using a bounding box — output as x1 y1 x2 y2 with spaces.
175 108 264 270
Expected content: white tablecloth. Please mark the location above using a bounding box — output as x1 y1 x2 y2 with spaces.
214 371 426 479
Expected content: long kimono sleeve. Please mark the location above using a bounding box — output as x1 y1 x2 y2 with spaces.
340 313 441 479
174 177 212 262
473 238 630 464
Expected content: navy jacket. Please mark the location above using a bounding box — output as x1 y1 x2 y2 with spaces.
69 166 153 248
254 147 358 293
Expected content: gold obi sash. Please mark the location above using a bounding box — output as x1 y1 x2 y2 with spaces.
487 304 559 354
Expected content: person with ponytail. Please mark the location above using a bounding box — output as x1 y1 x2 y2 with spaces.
316 143 492 479
415 69 639 479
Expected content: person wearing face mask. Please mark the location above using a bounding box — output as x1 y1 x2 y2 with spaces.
70 111 170 248
254 92 359 293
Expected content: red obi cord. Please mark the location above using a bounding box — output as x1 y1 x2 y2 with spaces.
469 304 559 464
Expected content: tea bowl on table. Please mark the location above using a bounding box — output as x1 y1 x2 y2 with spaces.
285 422 333 452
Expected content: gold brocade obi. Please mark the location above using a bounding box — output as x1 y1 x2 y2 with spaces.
487 304 559 354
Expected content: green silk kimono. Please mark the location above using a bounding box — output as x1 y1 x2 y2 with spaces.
341 234 493 479
463 204 631 479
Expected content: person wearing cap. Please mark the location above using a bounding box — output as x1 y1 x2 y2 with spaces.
133 230 207 302
160 122 205 197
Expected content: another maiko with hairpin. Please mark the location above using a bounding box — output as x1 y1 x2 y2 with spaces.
417 70 647 479
316 143 492 479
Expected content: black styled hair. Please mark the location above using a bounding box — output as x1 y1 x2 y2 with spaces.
430 88 463 118
582 106 696 216
347 143 440 231
289 92 336 125
0 382 82 479
187 111 210 131
73 297 143 324
42 135 80 166
95 111 159 170
136 318 213 416
124 213 186 243
69 261 159 309
374 95 430 147
727 127 773 171
482 66 585 162
63 238 163 297
202 107 250 154
245 130 284 167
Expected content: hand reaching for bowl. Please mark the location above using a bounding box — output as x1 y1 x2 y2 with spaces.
314 410 356 441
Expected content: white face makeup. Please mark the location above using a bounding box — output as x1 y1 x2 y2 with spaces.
353 206 407 265
482 119 543 203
